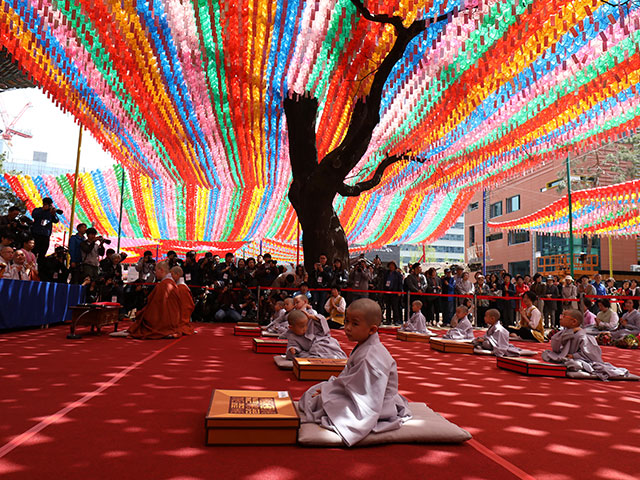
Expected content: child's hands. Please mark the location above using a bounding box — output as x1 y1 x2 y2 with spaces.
288 347 296 355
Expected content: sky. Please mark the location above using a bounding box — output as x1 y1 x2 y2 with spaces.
0 88 114 172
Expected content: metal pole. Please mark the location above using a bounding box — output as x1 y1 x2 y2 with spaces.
67 125 83 261
608 236 613 278
116 164 126 253
482 189 487 276
566 153 575 277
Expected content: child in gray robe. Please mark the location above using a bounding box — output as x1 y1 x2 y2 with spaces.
282 310 346 361
542 309 630 381
400 300 435 335
298 299 412 446
611 300 640 341
294 294 330 337
264 298 293 335
473 309 522 357
443 305 474 340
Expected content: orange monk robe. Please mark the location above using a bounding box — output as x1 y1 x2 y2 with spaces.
128 276 181 339
176 282 196 335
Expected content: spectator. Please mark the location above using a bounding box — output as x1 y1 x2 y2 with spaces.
383 261 404 325
474 274 490 328
330 259 348 289
100 253 123 284
79 228 106 281
348 259 372 300
182 251 199 286
7 249 34 281
543 276 559 328
0 245 14 279
562 276 578 309
30 197 60 269
166 250 183 268
294 264 308 287
592 273 606 297
68 223 87 283
0 206 20 228
310 254 332 312
440 268 456 325
455 271 474 307
41 246 69 283
577 275 597 313
531 273 547 314
136 250 156 283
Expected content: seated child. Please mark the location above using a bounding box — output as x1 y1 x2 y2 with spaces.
294 294 330 337
472 309 522 357
443 305 474 340
264 299 291 335
400 300 435 335
298 299 412 446
611 299 640 341
585 299 619 335
324 287 346 328
582 299 596 327
507 291 545 342
542 309 630 381
281 310 346 361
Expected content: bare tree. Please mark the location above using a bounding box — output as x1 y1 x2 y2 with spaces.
284 1 455 271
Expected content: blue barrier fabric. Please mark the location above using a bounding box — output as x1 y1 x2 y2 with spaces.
0 279 85 329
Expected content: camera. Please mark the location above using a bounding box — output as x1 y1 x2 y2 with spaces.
55 209 63 215
96 236 112 244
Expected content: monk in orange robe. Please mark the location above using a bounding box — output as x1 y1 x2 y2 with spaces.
171 266 196 335
127 261 181 339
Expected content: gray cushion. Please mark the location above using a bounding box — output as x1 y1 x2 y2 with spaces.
273 355 293 370
297 402 471 447
262 331 281 337
566 371 640 381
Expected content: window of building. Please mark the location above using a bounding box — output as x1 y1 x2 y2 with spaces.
508 231 530 245
489 201 503 218
468 202 479 211
486 233 503 242
508 260 530 277
506 195 520 213
469 225 475 246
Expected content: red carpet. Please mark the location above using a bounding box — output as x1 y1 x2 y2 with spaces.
1 323 639 480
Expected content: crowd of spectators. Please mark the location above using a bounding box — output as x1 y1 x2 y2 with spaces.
2 204 640 328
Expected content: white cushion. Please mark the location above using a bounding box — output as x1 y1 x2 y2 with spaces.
273 355 293 370
262 331 281 337
473 348 536 357
297 402 471 447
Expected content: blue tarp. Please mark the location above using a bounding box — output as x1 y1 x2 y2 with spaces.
0 279 85 329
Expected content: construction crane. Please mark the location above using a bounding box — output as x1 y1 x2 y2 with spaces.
0 102 33 144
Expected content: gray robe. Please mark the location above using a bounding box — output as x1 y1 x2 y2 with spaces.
298 332 412 446
541 328 630 380
305 308 331 338
264 309 288 334
400 312 433 335
611 309 640 340
472 321 521 357
443 316 474 340
281 329 346 361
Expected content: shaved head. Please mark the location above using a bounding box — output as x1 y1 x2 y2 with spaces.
170 266 183 276
287 310 308 326
156 261 169 275
347 298 382 326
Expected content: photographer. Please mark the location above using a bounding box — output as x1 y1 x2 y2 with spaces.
30 197 61 269
348 259 373 301
41 246 69 283
135 250 156 283
69 223 87 283
0 206 20 228
80 228 107 281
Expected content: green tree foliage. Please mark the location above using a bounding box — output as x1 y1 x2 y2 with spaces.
0 152 25 213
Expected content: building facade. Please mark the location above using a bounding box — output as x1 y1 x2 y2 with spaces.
465 154 639 277
399 215 465 269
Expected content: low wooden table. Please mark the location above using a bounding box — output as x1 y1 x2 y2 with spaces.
252 338 288 354
292 358 347 381
429 337 475 354
68 304 121 339
497 357 567 377
396 330 434 343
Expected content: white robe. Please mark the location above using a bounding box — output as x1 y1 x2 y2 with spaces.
542 328 630 380
472 321 521 357
281 329 346 360
611 309 640 340
400 311 434 335
264 309 288 334
298 332 412 446
443 316 474 340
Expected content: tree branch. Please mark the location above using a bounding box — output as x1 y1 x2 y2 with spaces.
350 0 407 31
337 154 410 196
